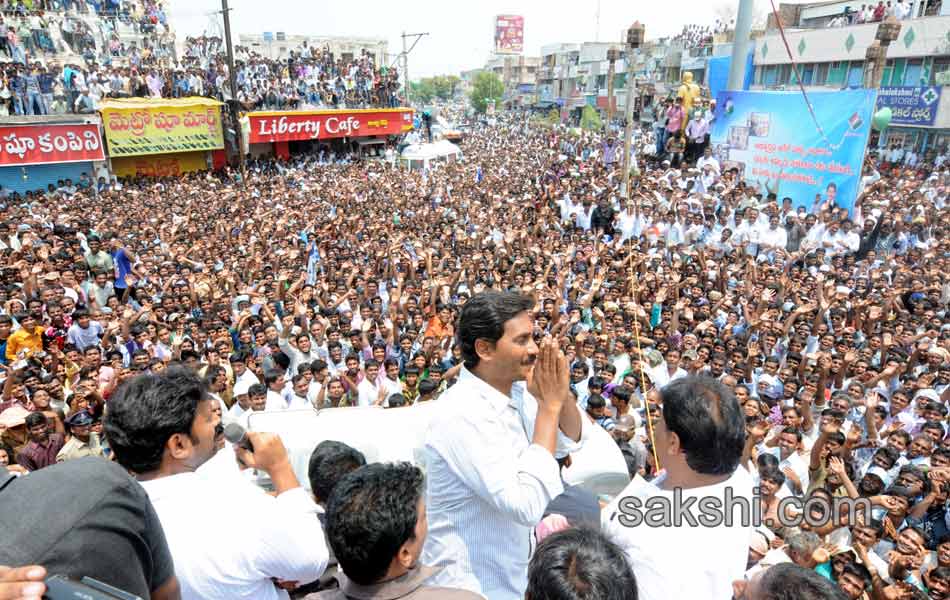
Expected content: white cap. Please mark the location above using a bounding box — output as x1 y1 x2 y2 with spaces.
233 380 251 397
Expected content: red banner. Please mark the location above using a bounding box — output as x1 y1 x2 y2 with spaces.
0 124 105 166
247 109 414 144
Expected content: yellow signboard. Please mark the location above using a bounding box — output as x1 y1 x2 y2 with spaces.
111 151 209 178
99 97 224 157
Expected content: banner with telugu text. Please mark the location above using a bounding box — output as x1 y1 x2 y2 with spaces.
99 97 224 157
0 123 104 166
710 89 876 213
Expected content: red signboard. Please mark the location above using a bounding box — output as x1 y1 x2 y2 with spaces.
0 123 105 166
247 109 414 144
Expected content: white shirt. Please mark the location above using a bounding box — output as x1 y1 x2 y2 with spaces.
602 467 754 600
278 337 321 376
140 470 328 600
234 368 260 391
357 377 380 407
696 155 721 173
421 367 589 600
759 225 788 251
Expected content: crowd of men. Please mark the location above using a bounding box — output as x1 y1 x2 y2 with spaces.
0 0 403 116
0 96 947 599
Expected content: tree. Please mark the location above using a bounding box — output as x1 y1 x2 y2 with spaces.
411 75 461 104
431 75 461 100
469 71 504 114
580 105 603 132
411 79 435 104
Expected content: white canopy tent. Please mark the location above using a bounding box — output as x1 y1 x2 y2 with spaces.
399 140 463 171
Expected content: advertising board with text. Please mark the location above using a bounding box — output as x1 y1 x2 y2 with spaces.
0 124 104 166
247 109 414 144
710 90 876 213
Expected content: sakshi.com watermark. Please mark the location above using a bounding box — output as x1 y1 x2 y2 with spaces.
613 488 872 529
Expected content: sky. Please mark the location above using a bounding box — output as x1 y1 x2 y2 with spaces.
168 0 775 78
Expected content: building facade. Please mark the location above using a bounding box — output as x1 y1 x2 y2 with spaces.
751 4 950 153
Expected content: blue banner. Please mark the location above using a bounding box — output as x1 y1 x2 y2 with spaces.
710 89 876 214
707 51 754 101
875 86 941 126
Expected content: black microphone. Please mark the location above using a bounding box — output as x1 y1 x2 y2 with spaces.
223 422 254 452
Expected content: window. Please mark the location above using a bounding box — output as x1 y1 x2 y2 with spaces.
778 64 791 84
763 65 778 86
882 59 895 86
932 58 950 85
754 66 764 85
847 62 864 87
903 59 923 85
801 64 814 85
814 62 829 85
826 61 846 86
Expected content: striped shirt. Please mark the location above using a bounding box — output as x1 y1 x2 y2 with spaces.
421 367 588 600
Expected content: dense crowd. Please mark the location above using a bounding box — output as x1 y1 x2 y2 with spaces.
0 0 401 116
0 104 948 600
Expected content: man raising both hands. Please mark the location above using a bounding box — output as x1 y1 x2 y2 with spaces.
421 291 588 600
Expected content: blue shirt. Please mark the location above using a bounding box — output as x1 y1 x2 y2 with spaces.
112 248 133 290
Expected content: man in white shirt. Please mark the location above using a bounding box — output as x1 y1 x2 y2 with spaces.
731 208 764 256
278 329 321 376
230 350 260 390
264 371 289 410
103 367 328 600
759 214 789 255
422 292 587 600
759 427 811 494
356 359 382 407
602 376 753 600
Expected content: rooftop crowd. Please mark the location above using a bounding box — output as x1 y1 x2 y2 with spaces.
0 96 947 600
0 0 403 116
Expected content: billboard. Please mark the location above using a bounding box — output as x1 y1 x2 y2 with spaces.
247 108 414 144
100 97 224 157
494 15 524 55
875 86 941 127
0 123 104 166
710 89 876 214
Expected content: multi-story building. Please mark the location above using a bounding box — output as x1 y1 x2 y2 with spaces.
237 33 389 65
483 55 541 106
751 1 950 153
537 44 581 110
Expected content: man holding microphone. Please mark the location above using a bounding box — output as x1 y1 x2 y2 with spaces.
421 291 587 600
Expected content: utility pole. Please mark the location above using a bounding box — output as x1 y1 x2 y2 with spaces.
400 31 429 107
220 0 244 174
727 0 754 90
402 31 409 105
621 22 644 203
606 47 619 128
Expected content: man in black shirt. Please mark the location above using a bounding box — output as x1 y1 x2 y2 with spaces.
0 457 180 600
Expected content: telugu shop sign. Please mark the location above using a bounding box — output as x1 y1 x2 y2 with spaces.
0 123 104 166
247 108 414 144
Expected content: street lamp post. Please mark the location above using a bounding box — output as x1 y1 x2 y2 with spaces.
621 22 645 203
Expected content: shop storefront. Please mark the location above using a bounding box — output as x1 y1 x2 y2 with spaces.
875 85 948 156
0 117 106 195
245 108 415 158
99 97 225 178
